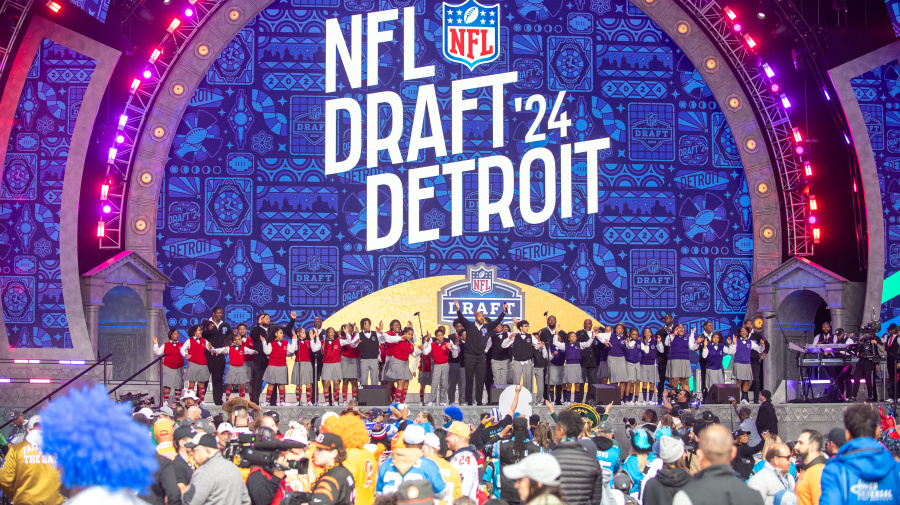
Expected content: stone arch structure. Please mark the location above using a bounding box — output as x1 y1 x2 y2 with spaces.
754 256 866 400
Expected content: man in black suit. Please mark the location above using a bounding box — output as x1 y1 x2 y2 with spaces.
248 311 296 405
200 306 231 405
455 300 507 406
886 323 900 402
537 315 565 402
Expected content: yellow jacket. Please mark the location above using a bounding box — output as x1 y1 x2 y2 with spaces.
428 454 462 505
345 448 378 505
0 439 63 505
796 458 825 505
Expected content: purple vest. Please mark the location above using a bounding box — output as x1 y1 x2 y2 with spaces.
550 346 566 366
564 343 582 364
594 341 609 362
640 340 658 365
734 338 753 364
624 343 641 363
706 344 725 370
669 334 690 360
607 334 627 357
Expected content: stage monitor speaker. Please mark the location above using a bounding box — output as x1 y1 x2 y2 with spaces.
357 385 391 406
490 384 508 404
593 384 621 405
707 383 741 404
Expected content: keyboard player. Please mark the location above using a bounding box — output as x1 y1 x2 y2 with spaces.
811 322 848 398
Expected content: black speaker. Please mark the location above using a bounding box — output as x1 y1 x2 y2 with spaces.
357 385 391 406
593 384 621 405
707 383 741 404
490 384 508 404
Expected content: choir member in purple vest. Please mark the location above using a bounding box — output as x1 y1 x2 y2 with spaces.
599 323 630 401
729 327 763 404
553 331 596 405
665 324 695 392
622 328 642 404
701 331 733 387
639 327 664 405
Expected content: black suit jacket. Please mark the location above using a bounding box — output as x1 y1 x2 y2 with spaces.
457 308 505 359
200 319 232 359
755 400 778 436
249 318 296 368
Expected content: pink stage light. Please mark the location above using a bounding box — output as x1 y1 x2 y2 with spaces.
100 179 110 200
58 360 86 365
793 127 803 143
804 160 812 177
150 48 162 63
13 359 40 364
130 78 140 93
102 204 112 214
30 379 52 384
781 94 791 108
724 6 737 20
168 18 181 32
809 215 817 224
116 134 125 144
97 221 105 237
185 8 193 17
142 69 151 79
762 63 775 78
733 23 742 32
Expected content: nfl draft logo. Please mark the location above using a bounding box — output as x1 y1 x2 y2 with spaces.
442 0 500 70
471 265 493 295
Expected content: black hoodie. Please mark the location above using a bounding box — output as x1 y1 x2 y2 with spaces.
642 466 692 505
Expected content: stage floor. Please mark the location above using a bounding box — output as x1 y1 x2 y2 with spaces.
204 400 870 445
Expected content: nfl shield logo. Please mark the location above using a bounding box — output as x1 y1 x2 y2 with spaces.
442 0 500 70
470 265 494 295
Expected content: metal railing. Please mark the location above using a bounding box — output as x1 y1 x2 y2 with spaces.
0 353 113 431
107 355 165 402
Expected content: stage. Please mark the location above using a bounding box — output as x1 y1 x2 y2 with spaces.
205 400 867 446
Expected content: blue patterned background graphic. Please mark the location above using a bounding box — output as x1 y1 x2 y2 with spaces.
158 0 754 334
1 39 96 348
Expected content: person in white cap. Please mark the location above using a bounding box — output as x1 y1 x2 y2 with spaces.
375 424 447 497
642 436 691 505
423 432 462 505
501 452 565 505
215 423 234 450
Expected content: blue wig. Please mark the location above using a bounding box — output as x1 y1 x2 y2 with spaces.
41 384 158 492
444 405 464 422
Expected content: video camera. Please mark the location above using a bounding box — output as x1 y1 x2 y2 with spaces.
224 433 309 473
119 392 154 409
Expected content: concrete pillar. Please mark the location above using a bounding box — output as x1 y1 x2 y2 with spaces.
146 307 162 381
762 310 782 401
830 306 846 333
84 303 101 358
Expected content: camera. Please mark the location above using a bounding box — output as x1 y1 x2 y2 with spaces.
119 392 154 409
623 417 636 426
225 433 309 473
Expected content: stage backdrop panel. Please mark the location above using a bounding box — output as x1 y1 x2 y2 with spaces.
157 0 753 337
1 40 96 349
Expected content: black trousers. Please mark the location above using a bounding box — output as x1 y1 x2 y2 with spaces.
852 358 878 400
699 358 708 399
889 358 899 401
751 358 763 401
657 356 668 401
250 360 267 405
207 355 226 405
582 366 598 402
464 355 486 405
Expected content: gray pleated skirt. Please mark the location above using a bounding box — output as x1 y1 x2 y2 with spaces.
341 357 359 379
626 361 641 382
733 362 753 381
384 356 413 381
162 366 184 390
263 365 288 384
640 363 658 383
706 368 726 385
667 359 692 379
563 363 582 383
597 361 610 380
608 356 628 384
418 371 432 386
185 362 210 382
321 362 342 381
293 361 314 385
549 364 565 385
225 364 250 384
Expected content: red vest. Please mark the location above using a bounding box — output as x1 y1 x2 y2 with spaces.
384 332 401 358
419 350 432 372
341 334 360 359
228 345 247 368
268 339 289 367
393 341 415 362
187 338 207 366
430 341 453 365
163 341 184 369
295 340 313 363
322 338 342 364
242 336 255 362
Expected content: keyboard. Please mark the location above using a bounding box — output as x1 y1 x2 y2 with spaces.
801 357 858 366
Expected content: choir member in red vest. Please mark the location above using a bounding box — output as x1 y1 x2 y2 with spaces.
340 323 361 403
384 322 418 403
210 332 257 399
421 326 459 406
152 328 185 405
261 326 296 406
292 327 322 406
180 325 212 400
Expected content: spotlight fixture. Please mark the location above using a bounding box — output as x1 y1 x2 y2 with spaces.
780 94 791 108
792 127 803 143
724 6 737 20
809 195 817 211
46 0 61 13
100 178 110 200
762 63 775 78
812 227 821 244
804 160 812 177
167 18 181 33
743 33 757 49
96 221 106 237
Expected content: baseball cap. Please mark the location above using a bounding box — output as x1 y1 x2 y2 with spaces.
369 408 384 419
835 328 845 335
137 407 154 418
827 427 847 448
598 421 614 434
154 418 174 439
26 415 40 430
502 453 561 485
312 432 344 451
156 406 174 418
398 480 434 505
184 433 217 450
404 424 426 445
447 421 471 440
761 389 772 401
734 428 750 438
173 425 195 442
659 436 685 463
284 426 308 445
702 410 715 422
180 390 199 401
423 432 441 449
773 490 798 505
217 423 234 434
195 419 215 434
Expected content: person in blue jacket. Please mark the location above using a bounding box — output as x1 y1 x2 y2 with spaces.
820 403 900 505
375 424 448 497
622 428 656 495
